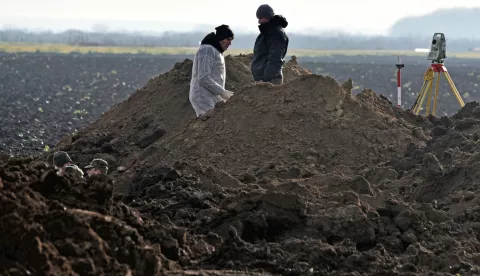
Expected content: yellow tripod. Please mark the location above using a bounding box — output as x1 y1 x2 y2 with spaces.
412 63 465 116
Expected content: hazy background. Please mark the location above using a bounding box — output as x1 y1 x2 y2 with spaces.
2 0 480 50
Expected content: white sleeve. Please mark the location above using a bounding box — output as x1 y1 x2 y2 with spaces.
196 48 225 96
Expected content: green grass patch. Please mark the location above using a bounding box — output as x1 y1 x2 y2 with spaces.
2 42 480 58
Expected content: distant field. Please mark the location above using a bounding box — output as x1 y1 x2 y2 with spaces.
2 42 480 58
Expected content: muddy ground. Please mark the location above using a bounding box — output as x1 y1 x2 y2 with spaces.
1 53 480 156
2 53 480 275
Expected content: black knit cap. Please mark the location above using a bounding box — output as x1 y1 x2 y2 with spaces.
256 4 274 19
53 151 72 167
215 24 234 41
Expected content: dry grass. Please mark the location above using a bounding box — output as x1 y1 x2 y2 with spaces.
1 43 480 58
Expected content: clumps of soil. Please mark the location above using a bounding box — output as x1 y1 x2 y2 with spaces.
25 54 480 275
0 157 165 275
283 55 312 82
386 102 480 216
0 157 262 275
4 155 480 275
101 156 480 275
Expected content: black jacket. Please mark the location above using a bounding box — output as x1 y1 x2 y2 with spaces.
251 15 289 82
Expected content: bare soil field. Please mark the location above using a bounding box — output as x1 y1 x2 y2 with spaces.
3 53 480 275
0 53 180 156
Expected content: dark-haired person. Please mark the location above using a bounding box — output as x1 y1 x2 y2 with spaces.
189 24 236 118
53 151 85 177
251 4 289 85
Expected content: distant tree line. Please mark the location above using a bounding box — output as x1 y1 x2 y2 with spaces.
1 28 480 51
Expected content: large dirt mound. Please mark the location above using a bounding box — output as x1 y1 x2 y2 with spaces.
51 55 427 193
22 54 480 275
51 55 312 190
144 75 428 176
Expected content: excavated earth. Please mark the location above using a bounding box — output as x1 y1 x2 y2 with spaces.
2 54 480 275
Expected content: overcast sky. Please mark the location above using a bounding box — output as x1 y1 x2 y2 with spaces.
2 0 480 34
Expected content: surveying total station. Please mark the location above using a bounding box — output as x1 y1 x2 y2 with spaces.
411 33 465 116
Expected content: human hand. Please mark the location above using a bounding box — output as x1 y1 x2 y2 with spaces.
220 90 234 100
215 95 225 102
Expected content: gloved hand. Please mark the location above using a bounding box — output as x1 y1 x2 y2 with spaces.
220 90 234 100
215 95 225 102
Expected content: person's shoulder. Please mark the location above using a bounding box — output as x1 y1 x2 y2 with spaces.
69 164 83 171
64 164 84 178
266 27 287 41
198 44 217 55
267 15 288 36
265 24 285 36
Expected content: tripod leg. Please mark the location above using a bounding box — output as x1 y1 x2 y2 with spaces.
412 81 427 112
425 74 435 116
415 80 432 115
413 82 426 114
444 71 465 107
432 72 441 116
413 80 428 113
415 67 435 115
414 81 429 115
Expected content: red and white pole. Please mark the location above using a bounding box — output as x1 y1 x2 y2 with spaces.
396 55 404 107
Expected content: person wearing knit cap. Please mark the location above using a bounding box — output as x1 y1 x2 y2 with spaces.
189 24 236 118
53 151 71 175
52 150 85 177
251 4 289 85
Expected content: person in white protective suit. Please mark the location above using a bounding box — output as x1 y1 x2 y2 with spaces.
189 24 235 117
